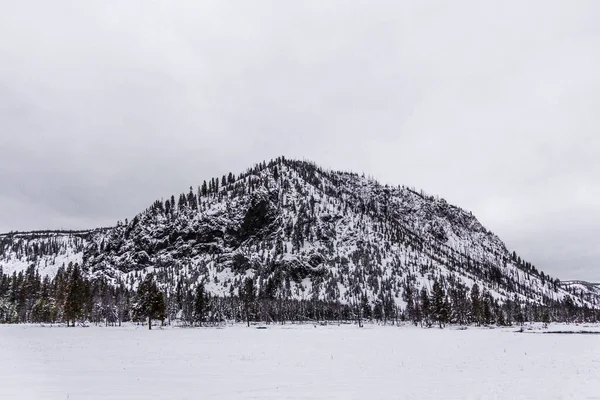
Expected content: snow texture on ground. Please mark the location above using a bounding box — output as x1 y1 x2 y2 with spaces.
1 323 599 400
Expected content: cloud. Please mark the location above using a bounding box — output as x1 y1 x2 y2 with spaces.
1 0 599 280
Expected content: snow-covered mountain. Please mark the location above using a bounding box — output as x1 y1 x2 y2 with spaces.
1 158 597 312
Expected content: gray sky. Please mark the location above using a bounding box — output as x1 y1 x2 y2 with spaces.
1 1 599 281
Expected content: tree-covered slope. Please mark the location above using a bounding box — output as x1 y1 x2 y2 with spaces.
0 230 95 277
83 158 598 309
1 157 598 325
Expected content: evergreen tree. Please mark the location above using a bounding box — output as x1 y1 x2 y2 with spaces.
64 264 84 327
432 280 449 328
403 284 416 325
194 283 206 326
188 187 198 211
442 296 451 326
137 274 166 330
482 293 492 325
373 299 383 321
470 283 482 326
242 278 255 327
420 287 431 327
541 308 550 326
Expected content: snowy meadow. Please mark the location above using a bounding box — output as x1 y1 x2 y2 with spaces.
1 323 599 400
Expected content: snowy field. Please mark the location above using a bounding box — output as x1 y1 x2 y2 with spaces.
1 323 600 400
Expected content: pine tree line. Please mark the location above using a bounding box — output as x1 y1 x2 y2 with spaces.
1 263 597 328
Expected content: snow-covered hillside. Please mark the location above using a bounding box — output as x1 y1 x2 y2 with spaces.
80 158 596 311
2 158 598 318
0 231 91 277
559 280 600 305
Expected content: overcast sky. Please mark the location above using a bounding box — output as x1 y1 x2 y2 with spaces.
1 1 599 281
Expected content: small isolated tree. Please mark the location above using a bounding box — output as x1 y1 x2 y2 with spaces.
242 277 255 327
138 275 166 330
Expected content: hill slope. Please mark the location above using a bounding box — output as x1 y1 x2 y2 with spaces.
0 230 97 277
1 158 598 324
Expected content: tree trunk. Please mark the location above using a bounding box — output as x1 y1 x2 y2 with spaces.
148 315 152 330
358 306 363 328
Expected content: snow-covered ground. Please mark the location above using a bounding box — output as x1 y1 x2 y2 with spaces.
1 323 599 399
